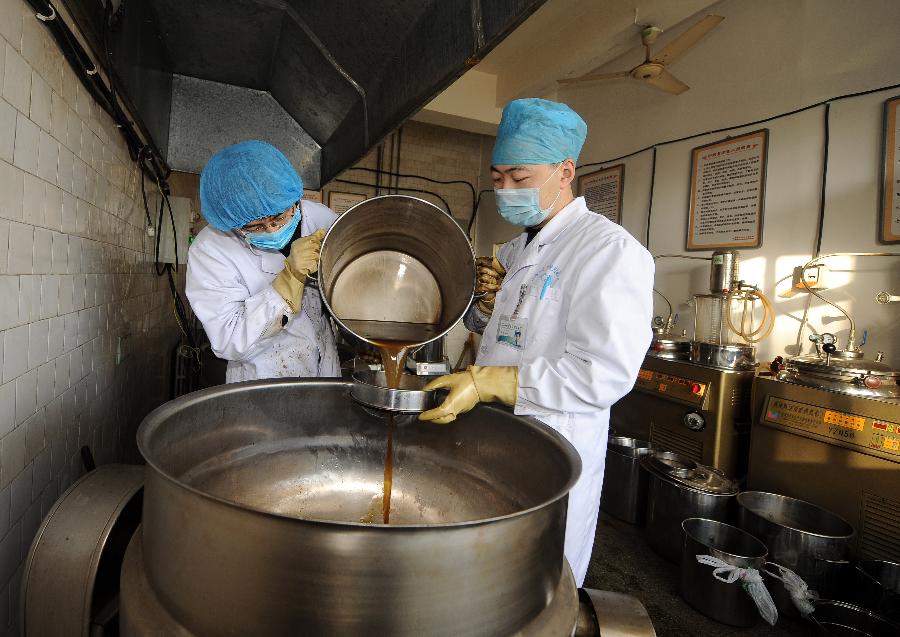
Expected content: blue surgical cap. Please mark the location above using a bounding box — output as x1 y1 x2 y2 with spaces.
491 98 588 166
199 140 304 231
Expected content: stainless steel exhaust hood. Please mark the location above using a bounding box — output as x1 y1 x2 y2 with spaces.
63 0 546 188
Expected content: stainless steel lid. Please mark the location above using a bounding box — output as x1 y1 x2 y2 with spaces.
640 451 738 495
779 352 900 399
607 436 653 458
691 341 757 371
648 333 692 360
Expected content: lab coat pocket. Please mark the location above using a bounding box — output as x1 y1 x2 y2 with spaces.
522 286 565 351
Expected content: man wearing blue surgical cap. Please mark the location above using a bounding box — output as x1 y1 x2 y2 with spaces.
420 99 654 586
186 140 340 382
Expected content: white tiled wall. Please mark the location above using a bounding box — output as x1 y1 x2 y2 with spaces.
0 1 182 631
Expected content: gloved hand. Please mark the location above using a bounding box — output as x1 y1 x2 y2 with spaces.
418 365 518 424
271 229 326 312
475 256 506 315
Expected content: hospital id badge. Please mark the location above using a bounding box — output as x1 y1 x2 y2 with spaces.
496 314 528 349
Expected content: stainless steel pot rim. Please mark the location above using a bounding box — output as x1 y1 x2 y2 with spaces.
810 600 900 628
737 491 856 539
681 517 768 562
137 378 583 530
317 194 476 348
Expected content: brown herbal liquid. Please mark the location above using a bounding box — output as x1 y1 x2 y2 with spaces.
372 340 417 525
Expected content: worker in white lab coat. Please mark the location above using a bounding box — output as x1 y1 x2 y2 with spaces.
420 99 654 586
186 140 340 382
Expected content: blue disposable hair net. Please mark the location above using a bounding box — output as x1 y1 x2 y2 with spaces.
199 140 304 231
491 98 588 166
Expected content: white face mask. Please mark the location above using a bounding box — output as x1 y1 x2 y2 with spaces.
494 164 562 227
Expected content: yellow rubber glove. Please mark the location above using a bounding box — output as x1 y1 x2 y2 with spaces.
475 256 506 315
271 229 326 313
418 365 518 424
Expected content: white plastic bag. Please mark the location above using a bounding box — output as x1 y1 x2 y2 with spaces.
695 554 779 625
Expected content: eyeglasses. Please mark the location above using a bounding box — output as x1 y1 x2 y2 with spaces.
241 204 296 234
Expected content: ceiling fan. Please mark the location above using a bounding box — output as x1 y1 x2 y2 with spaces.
558 14 724 95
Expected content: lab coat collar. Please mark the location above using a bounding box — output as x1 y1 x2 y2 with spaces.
506 198 586 278
534 196 587 247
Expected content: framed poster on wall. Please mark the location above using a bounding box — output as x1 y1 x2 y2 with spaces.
328 191 367 215
880 95 900 244
577 164 625 224
686 129 768 250
301 190 323 204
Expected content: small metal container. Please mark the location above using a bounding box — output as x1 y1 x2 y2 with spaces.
350 371 437 412
680 518 767 627
601 437 653 525
737 491 854 615
810 600 900 637
691 341 757 371
642 451 738 563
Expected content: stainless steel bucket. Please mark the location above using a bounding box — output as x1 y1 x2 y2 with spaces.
318 195 476 346
810 601 900 637
854 561 900 623
642 451 738 563
680 518 768 627
601 437 652 525
135 379 581 636
737 491 854 615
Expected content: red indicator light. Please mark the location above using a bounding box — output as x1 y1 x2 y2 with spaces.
691 383 702 395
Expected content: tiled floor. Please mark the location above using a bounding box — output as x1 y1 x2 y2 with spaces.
583 513 811 636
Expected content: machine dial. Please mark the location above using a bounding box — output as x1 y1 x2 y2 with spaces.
683 411 706 432
821 333 836 345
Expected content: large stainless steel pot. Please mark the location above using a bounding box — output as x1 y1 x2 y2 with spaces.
680 518 767 627
737 491 854 614
136 379 581 636
601 436 652 525
642 451 738 563
318 195 476 346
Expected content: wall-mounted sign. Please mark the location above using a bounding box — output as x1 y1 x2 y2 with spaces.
686 129 768 250
301 190 323 204
880 95 900 244
328 191 367 215
577 164 624 224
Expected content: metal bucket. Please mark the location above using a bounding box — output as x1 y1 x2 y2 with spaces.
642 452 738 563
601 437 652 525
318 195 476 346
680 518 767 627
853 561 900 623
135 379 581 636
810 601 900 637
736 491 854 614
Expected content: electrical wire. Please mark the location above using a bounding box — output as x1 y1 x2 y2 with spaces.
646 146 657 248
332 178 453 214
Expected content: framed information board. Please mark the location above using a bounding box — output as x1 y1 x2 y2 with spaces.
686 129 768 250
328 191 367 215
577 164 625 224
880 95 900 244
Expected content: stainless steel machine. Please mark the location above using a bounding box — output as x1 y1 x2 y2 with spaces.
23 379 657 636
611 250 769 480
748 333 900 561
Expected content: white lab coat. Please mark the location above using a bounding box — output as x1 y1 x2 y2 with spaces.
186 200 341 383
465 196 653 586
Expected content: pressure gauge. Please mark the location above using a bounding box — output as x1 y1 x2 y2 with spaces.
821 333 836 346
683 411 706 432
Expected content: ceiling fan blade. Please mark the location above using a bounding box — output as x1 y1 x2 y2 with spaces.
558 70 630 85
644 69 690 95
651 15 724 66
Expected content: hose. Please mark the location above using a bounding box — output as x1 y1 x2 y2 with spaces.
725 285 774 344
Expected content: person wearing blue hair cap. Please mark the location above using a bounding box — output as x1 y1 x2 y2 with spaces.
420 99 654 586
186 140 340 382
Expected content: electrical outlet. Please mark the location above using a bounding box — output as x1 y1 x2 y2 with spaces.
116 335 130 365
791 265 828 292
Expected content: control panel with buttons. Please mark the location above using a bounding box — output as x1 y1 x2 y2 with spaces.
763 396 900 461
635 368 708 406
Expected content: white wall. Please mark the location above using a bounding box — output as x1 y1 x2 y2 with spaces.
556 0 900 365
